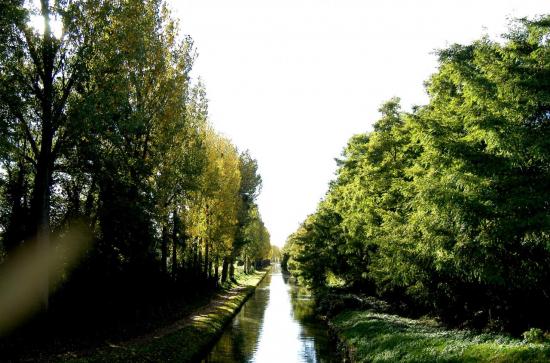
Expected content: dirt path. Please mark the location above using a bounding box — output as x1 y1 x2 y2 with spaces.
122 285 247 347
54 274 267 362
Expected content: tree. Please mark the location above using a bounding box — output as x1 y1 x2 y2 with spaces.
407 17 550 326
230 151 263 278
0 0 270 346
0 0 111 309
285 16 550 331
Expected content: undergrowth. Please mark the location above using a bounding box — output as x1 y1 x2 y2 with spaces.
331 310 550 362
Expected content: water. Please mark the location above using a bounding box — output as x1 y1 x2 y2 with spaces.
202 264 338 363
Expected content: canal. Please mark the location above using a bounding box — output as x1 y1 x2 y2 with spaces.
201 264 338 362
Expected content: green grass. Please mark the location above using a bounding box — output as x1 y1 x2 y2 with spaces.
331 310 550 362
57 269 268 363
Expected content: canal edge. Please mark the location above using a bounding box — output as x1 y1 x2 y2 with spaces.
192 266 271 362
326 318 355 363
54 268 271 363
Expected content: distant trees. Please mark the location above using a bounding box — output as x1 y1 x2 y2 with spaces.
0 0 271 336
270 245 282 263
284 16 550 333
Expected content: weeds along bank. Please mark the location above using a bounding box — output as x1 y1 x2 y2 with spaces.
315 292 550 362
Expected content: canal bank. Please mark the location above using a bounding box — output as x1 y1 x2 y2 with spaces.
325 301 550 362
202 264 340 362
57 269 269 363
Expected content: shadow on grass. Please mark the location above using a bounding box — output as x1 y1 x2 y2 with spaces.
60 270 269 363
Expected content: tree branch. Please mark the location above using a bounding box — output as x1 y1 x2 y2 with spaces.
20 27 46 83
52 71 77 130
24 73 45 103
51 129 66 159
9 105 40 159
21 152 38 170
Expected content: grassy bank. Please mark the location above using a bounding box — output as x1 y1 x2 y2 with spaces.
57 269 268 363
330 310 550 362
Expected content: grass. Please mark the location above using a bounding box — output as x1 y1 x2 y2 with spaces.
56 269 268 363
331 310 550 362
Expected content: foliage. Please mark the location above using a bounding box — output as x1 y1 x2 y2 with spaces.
522 328 548 344
0 0 272 352
285 16 550 333
332 311 550 363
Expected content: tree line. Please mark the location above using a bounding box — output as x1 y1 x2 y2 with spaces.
283 16 550 333
0 0 271 342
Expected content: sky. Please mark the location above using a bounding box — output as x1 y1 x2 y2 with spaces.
167 0 550 247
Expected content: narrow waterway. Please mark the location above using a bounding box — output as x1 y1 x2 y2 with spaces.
202 264 338 363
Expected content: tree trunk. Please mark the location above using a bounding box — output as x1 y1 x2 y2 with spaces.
204 204 210 281
229 252 235 280
197 238 204 278
197 238 203 278
171 239 177 279
208 255 213 281
84 178 97 229
204 239 209 280
27 0 58 312
193 238 198 276
171 210 178 279
4 162 28 254
214 256 219 287
65 181 82 222
161 225 168 273
30 79 54 311
179 216 186 272
221 256 229 283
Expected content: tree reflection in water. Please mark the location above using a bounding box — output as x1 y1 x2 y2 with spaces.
202 264 337 362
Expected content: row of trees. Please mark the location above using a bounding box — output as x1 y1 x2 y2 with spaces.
0 0 270 339
284 16 550 333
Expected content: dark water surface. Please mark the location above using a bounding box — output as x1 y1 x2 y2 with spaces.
202 264 338 362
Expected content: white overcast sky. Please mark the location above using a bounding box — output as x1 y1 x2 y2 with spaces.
167 0 550 247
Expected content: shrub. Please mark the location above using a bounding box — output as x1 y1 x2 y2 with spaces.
522 328 547 343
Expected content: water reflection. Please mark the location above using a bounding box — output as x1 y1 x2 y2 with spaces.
202 264 336 363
